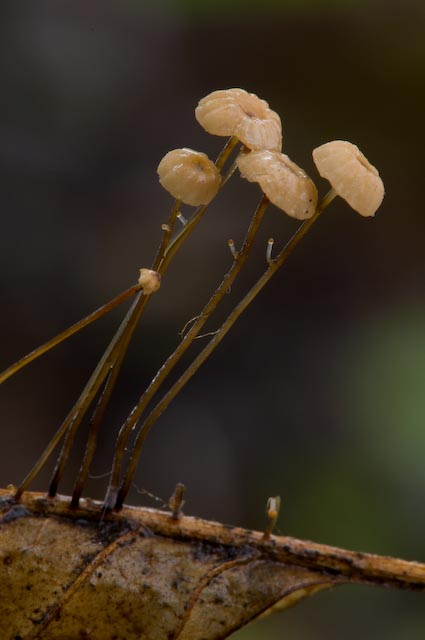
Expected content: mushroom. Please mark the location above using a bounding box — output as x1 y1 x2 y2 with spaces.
312 140 384 217
157 148 221 206
236 150 318 220
138 269 161 295
195 88 282 152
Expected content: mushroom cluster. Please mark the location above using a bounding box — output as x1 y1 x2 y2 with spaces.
156 87 384 221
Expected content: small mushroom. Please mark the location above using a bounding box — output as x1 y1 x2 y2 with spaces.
237 150 318 220
195 88 282 152
312 140 384 217
157 148 221 206
138 269 161 295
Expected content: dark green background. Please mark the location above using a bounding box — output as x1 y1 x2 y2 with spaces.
1 1 424 637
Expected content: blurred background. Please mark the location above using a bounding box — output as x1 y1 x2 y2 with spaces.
1 0 425 637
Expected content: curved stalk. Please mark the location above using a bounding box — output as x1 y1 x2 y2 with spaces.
14 291 149 501
18 194 181 502
15 138 240 501
0 284 141 386
115 190 337 509
104 195 269 509
70 140 241 506
49 199 183 500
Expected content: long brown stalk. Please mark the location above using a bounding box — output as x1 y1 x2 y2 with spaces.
103 194 269 509
115 190 337 508
14 137 239 501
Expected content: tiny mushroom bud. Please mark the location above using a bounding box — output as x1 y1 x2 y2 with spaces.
138 268 161 295
157 148 221 206
312 140 385 217
263 495 281 541
195 88 282 152
237 150 318 220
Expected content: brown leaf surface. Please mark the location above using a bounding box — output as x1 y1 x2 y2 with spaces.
1 489 424 640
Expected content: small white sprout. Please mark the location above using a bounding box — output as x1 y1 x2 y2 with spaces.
312 140 385 217
176 212 188 226
266 238 274 264
195 88 282 152
168 482 186 520
138 269 161 295
237 150 318 220
157 148 221 206
263 495 281 541
227 239 238 259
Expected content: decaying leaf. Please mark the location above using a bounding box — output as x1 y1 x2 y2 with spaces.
1 489 424 640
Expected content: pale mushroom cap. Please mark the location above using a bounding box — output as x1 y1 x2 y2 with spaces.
195 88 282 152
312 140 385 217
237 150 318 220
157 148 221 206
138 268 161 295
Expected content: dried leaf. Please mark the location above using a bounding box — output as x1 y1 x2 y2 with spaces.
1 489 424 640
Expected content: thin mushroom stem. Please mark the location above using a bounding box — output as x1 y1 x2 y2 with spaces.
70 201 186 506
70 359 123 507
16 200 180 502
15 137 239 501
103 195 269 509
220 159 238 189
115 189 337 509
46 289 152 499
215 135 239 169
69 276 149 507
151 199 182 271
47 200 183 499
0 284 141 386
14 290 150 501
71 140 240 505
70 368 114 507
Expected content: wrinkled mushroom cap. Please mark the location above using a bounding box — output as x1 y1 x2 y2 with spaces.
312 140 385 217
195 88 282 152
138 269 161 295
157 148 221 206
237 150 318 220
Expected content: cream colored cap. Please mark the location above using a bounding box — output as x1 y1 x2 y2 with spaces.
157 148 221 206
237 150 318 220
196 88 282 152
312 140 384 217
